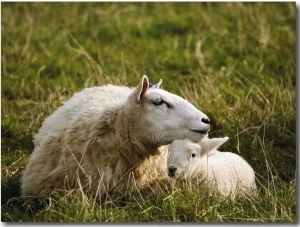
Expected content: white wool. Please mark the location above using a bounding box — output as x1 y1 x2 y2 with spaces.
168 137 257 197
21 75 210 201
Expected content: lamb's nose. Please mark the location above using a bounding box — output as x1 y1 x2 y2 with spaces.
168 167 177 177
201 117 210 124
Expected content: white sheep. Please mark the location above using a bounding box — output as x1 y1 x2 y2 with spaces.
168 137 257 197
21 75 210 202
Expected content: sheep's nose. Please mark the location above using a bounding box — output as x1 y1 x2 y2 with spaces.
168 167 177 177
201 117 210 125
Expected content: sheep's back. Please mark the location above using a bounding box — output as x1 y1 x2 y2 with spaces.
34 85 133 145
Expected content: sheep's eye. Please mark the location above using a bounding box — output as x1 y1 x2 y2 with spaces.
153 99 163 106
152 98 172 108
191 153 196 158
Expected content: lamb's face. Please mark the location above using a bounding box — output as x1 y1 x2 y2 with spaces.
167 139 202 178
130 88 210 146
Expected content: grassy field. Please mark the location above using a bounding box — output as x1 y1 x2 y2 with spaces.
1 2 296 222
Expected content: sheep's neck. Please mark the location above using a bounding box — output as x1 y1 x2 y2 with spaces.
113 108 158 167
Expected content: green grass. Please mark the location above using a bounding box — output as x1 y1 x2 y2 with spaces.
1 2 296 222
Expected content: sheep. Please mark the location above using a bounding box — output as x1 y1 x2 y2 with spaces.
167 137 257 197
21 75 210 202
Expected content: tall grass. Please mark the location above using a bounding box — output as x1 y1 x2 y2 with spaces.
1 2 296 222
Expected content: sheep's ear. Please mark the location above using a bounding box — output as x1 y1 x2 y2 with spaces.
150 79 163 89
200 137 229 156
130 75 149 102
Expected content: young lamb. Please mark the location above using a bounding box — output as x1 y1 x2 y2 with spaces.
168 137 257 197
21 75 210 202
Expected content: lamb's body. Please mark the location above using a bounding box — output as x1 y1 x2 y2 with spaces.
21 76 210 201
203 150 257 197
168 137 256 197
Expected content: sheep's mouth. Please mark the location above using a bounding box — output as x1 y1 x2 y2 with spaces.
189 129 209 134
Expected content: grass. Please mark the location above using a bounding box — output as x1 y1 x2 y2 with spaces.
1 2 296 222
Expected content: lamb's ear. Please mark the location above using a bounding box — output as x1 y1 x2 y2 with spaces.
200 137 229 156
130 75 149 102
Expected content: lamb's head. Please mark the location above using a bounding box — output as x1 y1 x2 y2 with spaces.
167 137 229 179
126 75 210 150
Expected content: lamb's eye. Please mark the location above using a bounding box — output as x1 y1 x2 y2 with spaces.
191 153 196 158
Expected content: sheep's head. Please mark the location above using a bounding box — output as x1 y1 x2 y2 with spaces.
127 75 210 149
167 137 229 179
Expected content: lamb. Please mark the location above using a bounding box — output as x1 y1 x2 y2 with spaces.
167 137 257 197
21 75 210 202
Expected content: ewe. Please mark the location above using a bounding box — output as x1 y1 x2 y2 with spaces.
21 75 210 202
168 137 257 197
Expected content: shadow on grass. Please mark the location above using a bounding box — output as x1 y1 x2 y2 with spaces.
1 173 53 222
